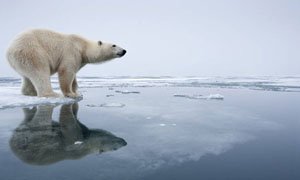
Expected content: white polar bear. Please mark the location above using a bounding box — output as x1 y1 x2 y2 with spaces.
6 29 126 98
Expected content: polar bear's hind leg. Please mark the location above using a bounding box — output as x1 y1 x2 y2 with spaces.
29 72 61 98
21 77 37 96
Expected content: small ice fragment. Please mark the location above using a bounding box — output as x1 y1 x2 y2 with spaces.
207 94 224 100
159 124 166 126
86 103 125 108
74 141 83 145
115 90 140 94
173 94 202 99
173 94 224 100
146 116 152 120
172 124 177 126
86 104 97 107
100 103 125 108
106 94 114 97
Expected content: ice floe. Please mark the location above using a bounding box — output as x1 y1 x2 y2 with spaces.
174 93 224 100
0 87 76 110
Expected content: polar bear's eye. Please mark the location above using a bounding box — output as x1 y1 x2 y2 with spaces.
112 45 116 47
98 41 102 46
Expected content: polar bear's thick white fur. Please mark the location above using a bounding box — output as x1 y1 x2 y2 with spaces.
6 29 126 98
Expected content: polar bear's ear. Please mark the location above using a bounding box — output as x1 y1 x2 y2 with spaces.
98 41 102 46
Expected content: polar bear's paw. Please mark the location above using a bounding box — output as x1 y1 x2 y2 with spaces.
64 92 83 99
39 92 63 98
74 92 83 97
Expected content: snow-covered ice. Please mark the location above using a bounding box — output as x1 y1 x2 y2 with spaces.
2 76 300 91
0 76 299 110
0 87 76 110
71 76 300 92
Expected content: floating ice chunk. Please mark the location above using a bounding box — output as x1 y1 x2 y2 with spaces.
159 124 166 126
100 103 125 108
86 104 97 107
206 94 224 100
174 94 202 99
172 124 177 126
174 94 224 100
146 116 152 120
86 103 125 108
115 90 140 94
74 141 83 145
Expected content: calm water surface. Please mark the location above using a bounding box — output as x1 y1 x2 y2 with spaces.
0 87 299 180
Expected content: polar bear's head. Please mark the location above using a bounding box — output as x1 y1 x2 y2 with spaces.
85 40 126 64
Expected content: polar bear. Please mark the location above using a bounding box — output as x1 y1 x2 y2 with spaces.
6 29 126 98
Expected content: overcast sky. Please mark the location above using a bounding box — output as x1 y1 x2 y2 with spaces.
0 0 299 77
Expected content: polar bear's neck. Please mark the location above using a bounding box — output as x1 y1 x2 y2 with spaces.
85 40 103 63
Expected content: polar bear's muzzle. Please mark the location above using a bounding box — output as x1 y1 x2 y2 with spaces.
117 49 127 57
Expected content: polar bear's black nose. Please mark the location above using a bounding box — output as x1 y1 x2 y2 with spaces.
122 50 126 55
117 49 127 57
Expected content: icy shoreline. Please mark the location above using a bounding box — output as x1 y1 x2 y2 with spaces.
0 76 299 110
2 76 300 92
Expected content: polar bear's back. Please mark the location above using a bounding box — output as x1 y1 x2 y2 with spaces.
6 29 69 75
7 29 66 60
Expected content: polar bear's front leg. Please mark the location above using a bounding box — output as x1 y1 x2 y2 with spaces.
72 78 82 97
58 70 81 99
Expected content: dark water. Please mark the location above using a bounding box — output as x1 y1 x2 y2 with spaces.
0 87 299 180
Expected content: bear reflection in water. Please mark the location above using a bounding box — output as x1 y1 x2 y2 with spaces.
9 103 127 166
